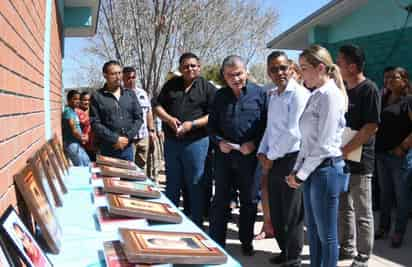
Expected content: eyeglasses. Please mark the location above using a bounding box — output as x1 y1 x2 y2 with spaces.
269 65 289 73
181 64 199 70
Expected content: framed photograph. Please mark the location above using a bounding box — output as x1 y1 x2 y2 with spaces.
119 228 227 264
107 194 182 224
39 148 65 206
50 136 70 172
103 240 152 267
14 165 62 254
47 140 67 177
96 207 147 232
0 235 15 267
0 206 54 266
96 155 138 170
103 178 160 199
44 144 67 193
28 153 57 208
99 166 147 181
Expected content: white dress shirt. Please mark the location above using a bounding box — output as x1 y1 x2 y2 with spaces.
133 88 151 139
258 78 310 160
294 79 346 181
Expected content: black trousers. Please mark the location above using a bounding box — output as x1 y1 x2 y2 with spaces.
268 152 304 260
209 150 259 247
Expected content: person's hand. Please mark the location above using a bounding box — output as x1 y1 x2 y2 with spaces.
240 141 256 155
219 140 233 154
148 131 157 147
341 146 349 159
285 174 302 189
113 136 129 150
157 131 165 142
166 117 181 133
81 134 89 144
257 153 273 174
391 146 406 158
176 121 193 137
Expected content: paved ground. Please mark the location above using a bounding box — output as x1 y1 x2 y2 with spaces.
158 175 411 266
209 209 412 267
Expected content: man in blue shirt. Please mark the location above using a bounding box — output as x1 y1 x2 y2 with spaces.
258 51 309 267
62 90 90 166
208 55 267 256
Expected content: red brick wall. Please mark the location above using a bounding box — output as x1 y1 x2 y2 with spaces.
0 0 63 214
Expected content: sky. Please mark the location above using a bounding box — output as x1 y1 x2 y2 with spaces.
62 0 332 88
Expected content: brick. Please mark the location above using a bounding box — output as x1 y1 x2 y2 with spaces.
0 112 44 141
0 137 43 197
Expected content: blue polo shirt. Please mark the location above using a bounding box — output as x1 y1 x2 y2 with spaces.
208 81 267 146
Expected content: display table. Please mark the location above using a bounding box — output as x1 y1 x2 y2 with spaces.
47 167 241 267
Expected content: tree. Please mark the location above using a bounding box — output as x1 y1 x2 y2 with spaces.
84 0 278 96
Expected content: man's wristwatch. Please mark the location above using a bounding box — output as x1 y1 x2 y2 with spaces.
191 120 197 129
295 176 304 184
148 128 156 133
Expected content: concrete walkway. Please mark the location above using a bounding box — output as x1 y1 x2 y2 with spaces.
208 210 412 267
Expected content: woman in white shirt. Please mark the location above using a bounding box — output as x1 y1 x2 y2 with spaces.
286 45 349 267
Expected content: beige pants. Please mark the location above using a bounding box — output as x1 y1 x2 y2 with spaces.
133 137 150 174
147 136 164 182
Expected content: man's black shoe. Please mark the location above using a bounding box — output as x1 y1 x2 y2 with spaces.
241 244 255 256
281 258 301 267
269 253 286 264
339 251 355 261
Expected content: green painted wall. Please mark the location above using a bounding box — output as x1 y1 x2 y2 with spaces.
327 0 412 43
324 27 412 88
64 7 92 27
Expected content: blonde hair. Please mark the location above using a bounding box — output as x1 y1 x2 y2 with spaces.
300 45 348 110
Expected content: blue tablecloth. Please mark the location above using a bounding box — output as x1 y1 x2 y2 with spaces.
47 167 241 267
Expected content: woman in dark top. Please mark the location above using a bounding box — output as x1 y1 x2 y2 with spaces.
375 67 412 248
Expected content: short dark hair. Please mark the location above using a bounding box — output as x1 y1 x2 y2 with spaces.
179 52 199 65
123 66 136 74
339 44 365 72
67 89 80 102
80 91 90 99
384 66 395 74
267 51 288 65
102 60 121 74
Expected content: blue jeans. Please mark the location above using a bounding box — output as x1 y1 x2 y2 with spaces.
100 144 134 161
376 151 412 235
303 159 349 267
164 137 209 227
64 142 90 166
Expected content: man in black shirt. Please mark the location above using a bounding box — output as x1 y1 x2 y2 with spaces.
90 60 143 161
337 45 380 267
152 52 216 227
208 55 267 256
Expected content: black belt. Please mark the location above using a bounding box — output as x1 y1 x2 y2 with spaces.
316 156 343 169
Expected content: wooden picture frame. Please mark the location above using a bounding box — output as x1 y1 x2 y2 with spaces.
44 143 67 193
50 135 71 172
119 228 227 265
96 155 138 170
39 147 65 206
14 166 62 254
103 240 152 267
103 178 160 199
99 166 146 181
28 153 57 208
107 194 182 224
0 206 54 266
0 235 15 267
47 140 67 177
96 207 147 232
